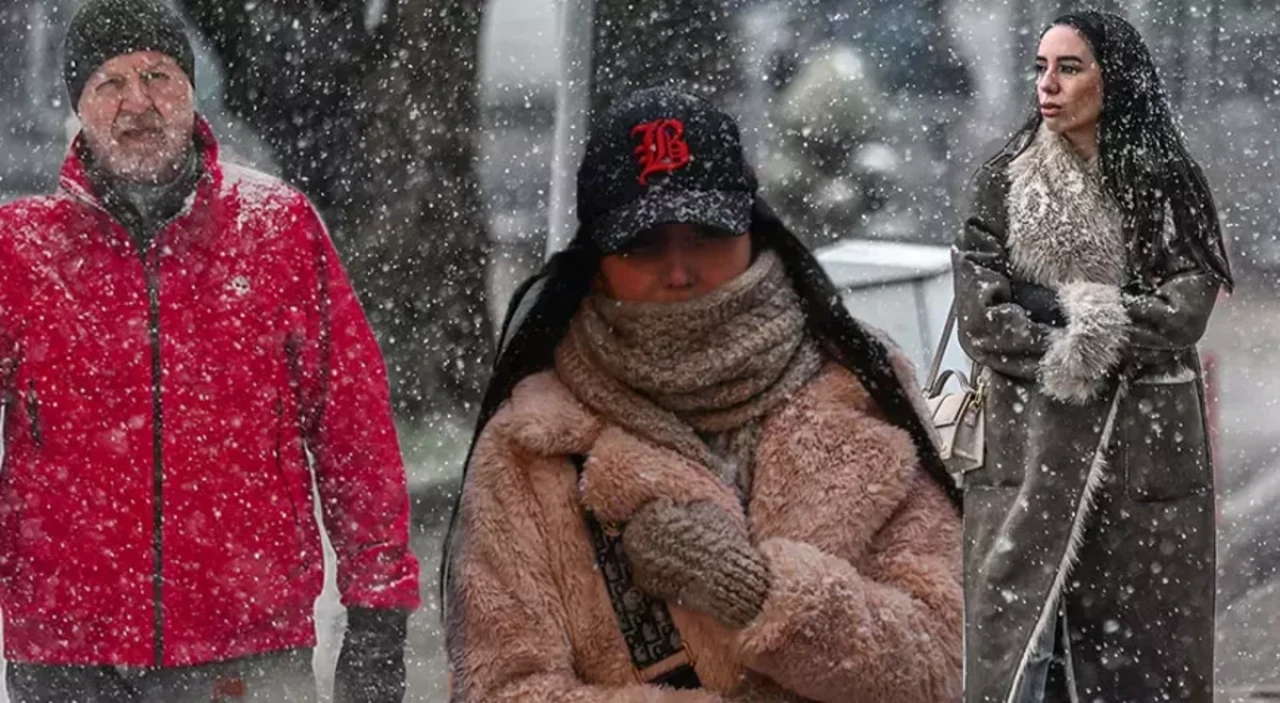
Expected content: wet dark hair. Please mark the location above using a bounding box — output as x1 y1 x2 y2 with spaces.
993 10 1232 290
437 200 961 610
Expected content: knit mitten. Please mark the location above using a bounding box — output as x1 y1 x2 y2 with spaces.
622 499 771 629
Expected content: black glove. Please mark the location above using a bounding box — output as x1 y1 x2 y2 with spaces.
1122 277 1156 297
1010 280 1067 327
333 607 410 703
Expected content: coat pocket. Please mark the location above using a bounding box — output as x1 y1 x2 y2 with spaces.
1123 380 1211 502
23 381 41 449
272 395 308 544
272 390 320 583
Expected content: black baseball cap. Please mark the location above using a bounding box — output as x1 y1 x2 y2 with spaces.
576 87 758 254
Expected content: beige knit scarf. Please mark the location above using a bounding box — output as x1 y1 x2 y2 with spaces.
555 251 824 495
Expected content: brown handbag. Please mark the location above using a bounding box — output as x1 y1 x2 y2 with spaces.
925 304 986 487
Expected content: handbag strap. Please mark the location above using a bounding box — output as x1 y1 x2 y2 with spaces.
929 369 972 398
571 455 702 689
928 302 958 393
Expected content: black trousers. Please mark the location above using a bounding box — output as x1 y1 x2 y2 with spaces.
6 648 317 703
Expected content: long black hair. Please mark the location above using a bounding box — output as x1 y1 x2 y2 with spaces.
437 199 960 610
994 10 1232 290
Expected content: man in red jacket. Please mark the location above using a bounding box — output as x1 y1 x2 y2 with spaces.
0 0 421 700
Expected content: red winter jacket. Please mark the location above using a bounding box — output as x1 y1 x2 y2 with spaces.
0 119 420 667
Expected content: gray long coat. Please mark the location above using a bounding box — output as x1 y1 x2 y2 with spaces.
953 128 1218 703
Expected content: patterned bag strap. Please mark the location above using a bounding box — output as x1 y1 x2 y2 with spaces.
571 455 702 689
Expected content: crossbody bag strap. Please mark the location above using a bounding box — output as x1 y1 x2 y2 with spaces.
930 302 988 395
570 455 702 690
928 302 958 392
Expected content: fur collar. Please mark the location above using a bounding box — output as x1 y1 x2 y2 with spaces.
492 364 883 525
1006 126 1126 288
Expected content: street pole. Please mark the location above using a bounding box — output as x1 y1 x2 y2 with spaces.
545 0 595 259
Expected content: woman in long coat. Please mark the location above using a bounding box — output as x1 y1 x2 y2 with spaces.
954 11 1232 703
442 87 963 702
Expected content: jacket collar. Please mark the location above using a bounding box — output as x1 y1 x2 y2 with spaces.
56 115 222 253
491 362 912 525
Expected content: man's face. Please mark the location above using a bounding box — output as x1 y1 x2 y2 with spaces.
77 51 195 184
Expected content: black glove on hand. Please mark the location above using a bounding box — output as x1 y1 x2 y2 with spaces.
1122 277 1156 297
333 607 410 703
1010 280 1067 327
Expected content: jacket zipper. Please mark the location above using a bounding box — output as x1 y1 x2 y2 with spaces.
120 189 193 667
107 178 203 666
144 251 165 667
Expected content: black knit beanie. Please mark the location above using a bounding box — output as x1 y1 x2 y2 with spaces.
63 0 195 111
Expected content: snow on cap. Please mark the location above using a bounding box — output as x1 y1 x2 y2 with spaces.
63 0 195 111
577 87 757 254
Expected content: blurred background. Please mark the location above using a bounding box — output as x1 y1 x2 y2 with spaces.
3 0 1280 700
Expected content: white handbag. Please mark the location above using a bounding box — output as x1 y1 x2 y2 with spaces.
925 304 986 487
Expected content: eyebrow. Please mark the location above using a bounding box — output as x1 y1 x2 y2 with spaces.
1037 55 1085 64
95 58 175 80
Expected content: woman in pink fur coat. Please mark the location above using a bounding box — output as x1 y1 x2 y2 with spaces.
441 87 963 703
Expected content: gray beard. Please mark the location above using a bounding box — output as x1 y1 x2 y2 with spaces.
113 146 199 225
84 139 203 249
114 143 195 186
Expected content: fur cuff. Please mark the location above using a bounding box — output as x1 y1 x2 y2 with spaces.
1039 282 1129 404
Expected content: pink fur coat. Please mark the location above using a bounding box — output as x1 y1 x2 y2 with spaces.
445 362 962 702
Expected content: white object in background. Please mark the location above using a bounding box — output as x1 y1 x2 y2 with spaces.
815 238 966 383
545 0 595 258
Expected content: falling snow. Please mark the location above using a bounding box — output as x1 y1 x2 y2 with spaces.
1 0 1279 700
